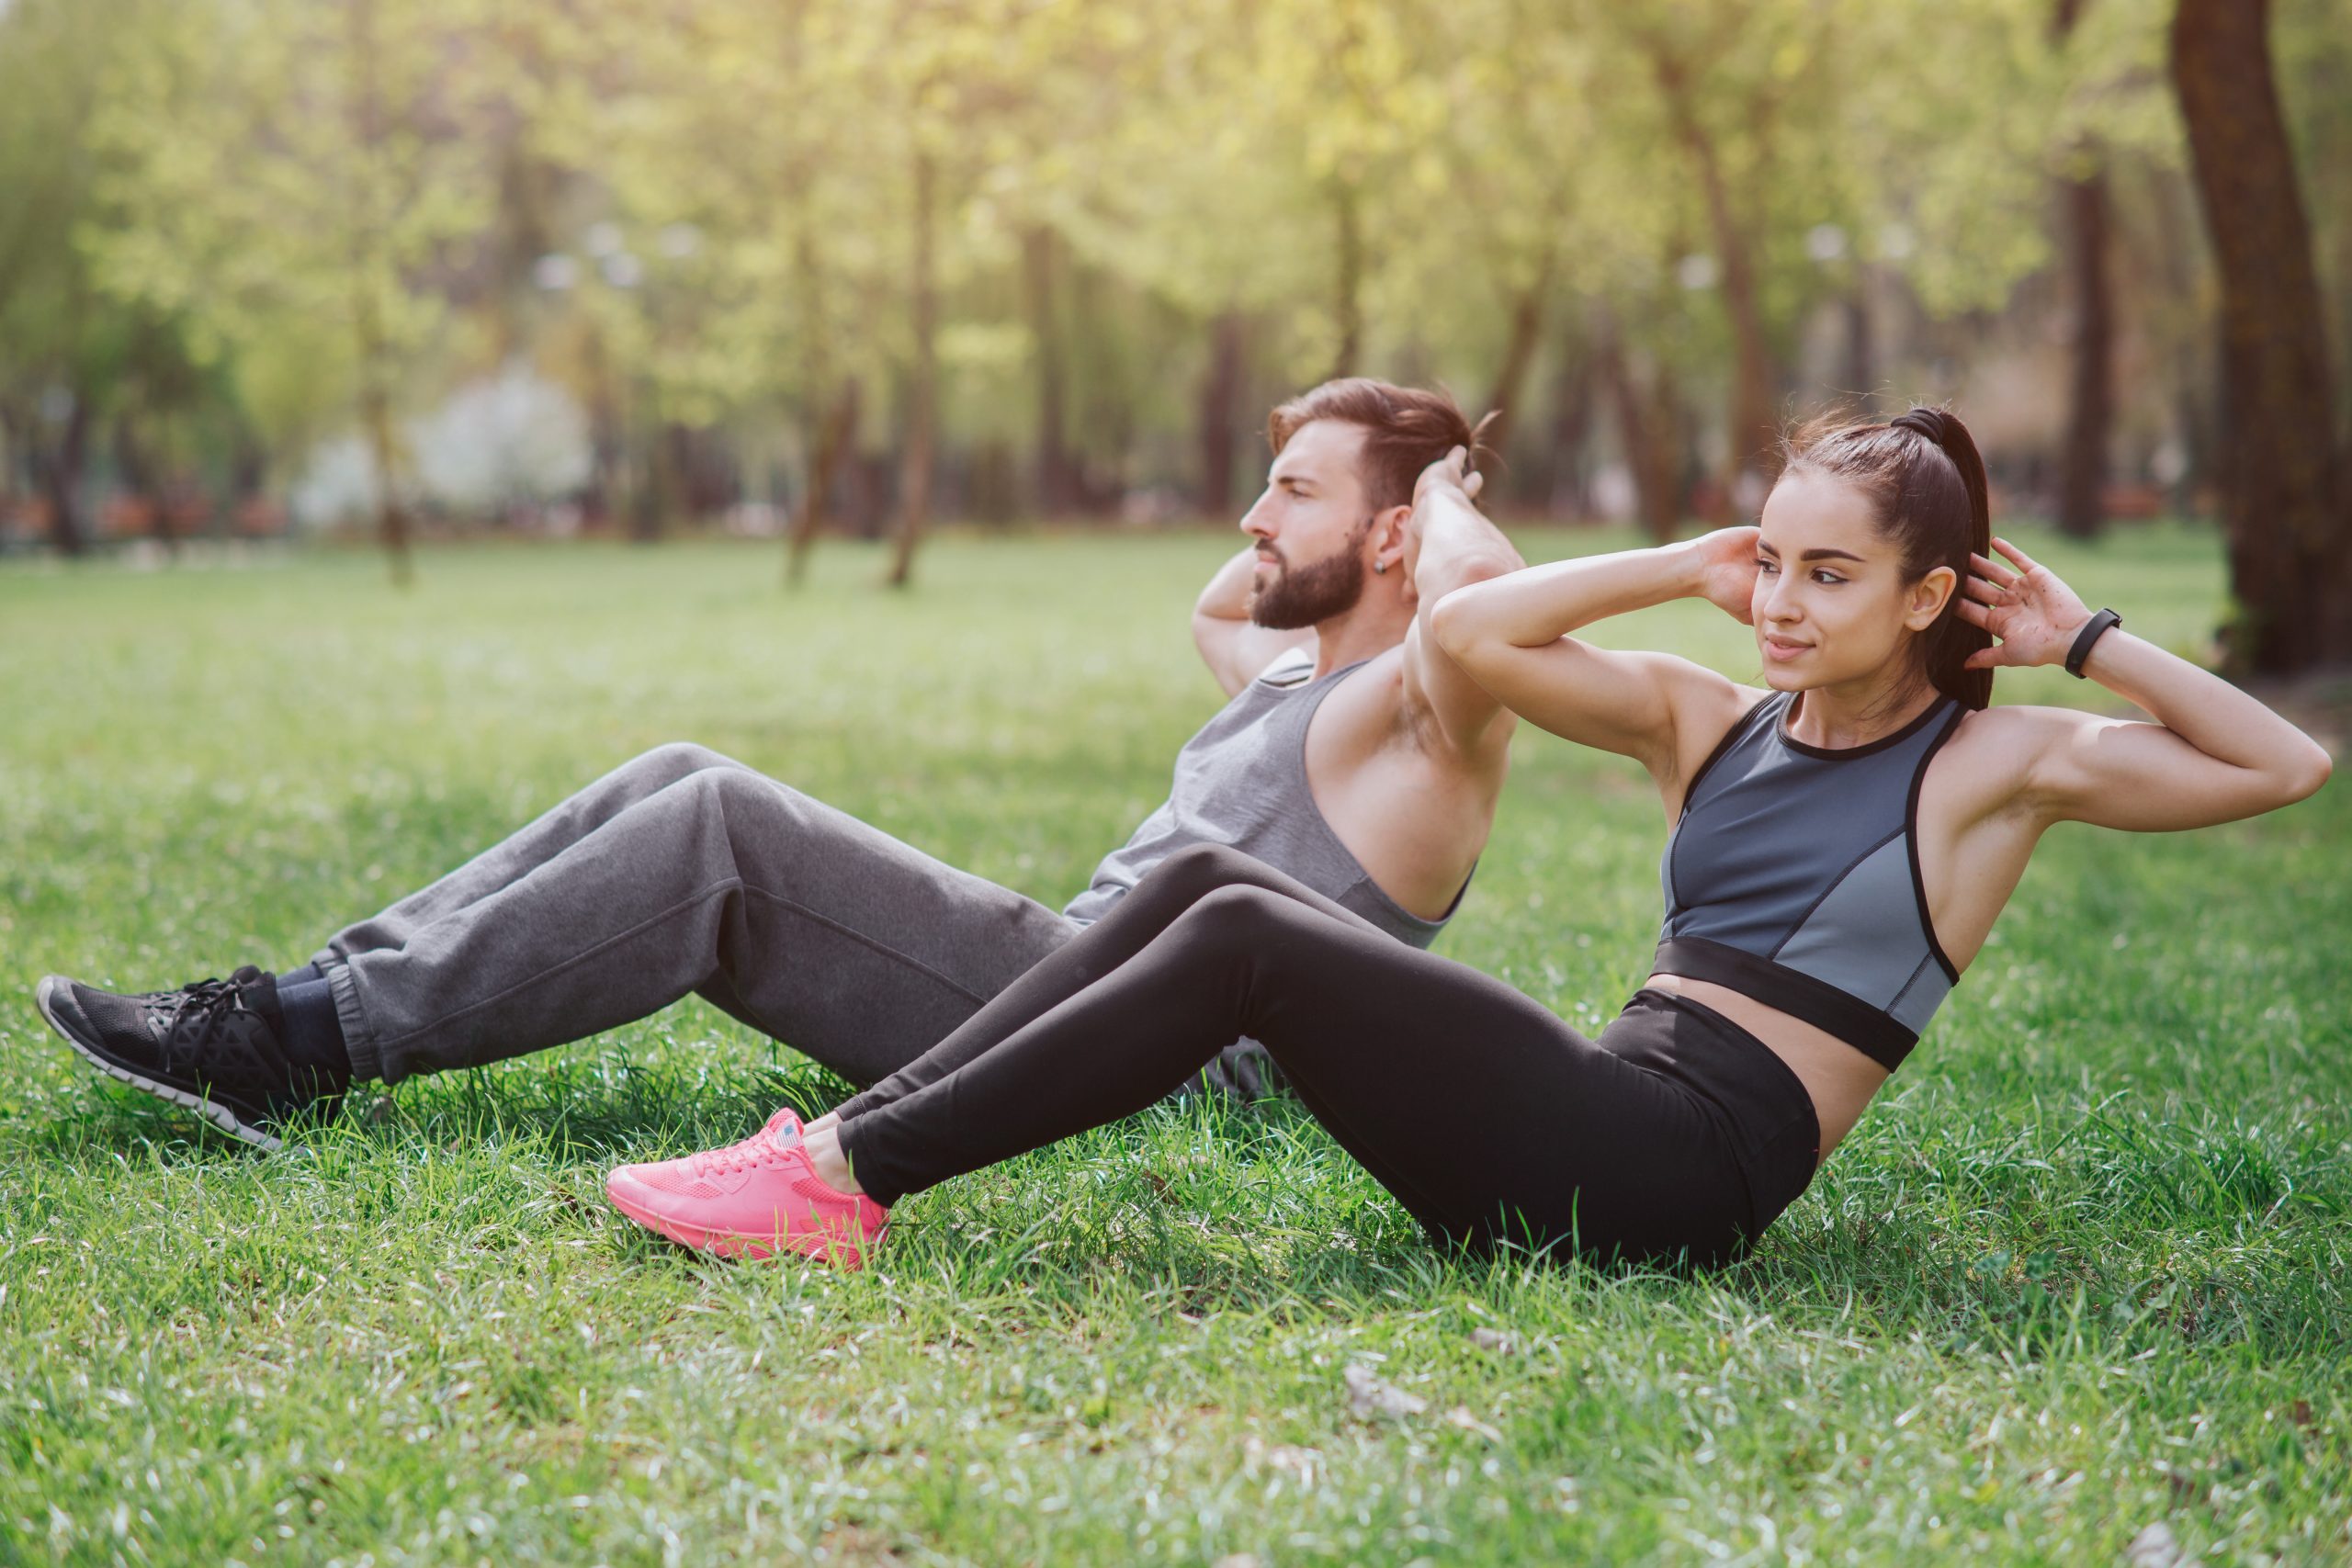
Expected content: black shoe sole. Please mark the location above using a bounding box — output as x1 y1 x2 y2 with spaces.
35 975 286 1153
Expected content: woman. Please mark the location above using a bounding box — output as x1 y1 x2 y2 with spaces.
604 408 2331 1271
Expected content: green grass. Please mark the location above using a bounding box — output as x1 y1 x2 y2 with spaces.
1 523 2346 1566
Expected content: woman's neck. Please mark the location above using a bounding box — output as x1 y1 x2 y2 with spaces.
1784 672 1939 750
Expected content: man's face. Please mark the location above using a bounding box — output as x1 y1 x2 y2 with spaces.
1238 420 1377 631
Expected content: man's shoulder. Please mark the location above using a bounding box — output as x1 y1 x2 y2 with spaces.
1311 645 1415 746
1321 641 1510 776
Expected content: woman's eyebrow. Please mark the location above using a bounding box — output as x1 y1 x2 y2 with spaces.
1798 547 1864 563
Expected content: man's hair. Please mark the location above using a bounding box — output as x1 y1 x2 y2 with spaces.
1265 378 1493 513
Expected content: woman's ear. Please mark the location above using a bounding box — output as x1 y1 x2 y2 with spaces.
1906 564 1957 630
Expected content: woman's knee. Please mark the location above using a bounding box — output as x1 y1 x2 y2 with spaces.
1169 882 1306 954
1144 842 1280 907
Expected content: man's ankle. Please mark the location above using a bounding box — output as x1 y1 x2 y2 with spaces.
276 976 353 1081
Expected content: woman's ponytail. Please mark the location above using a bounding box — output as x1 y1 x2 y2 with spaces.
1888 409 1993 710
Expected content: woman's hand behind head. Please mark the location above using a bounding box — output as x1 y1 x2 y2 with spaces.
1690 526 1762 626
1954 536 2094 670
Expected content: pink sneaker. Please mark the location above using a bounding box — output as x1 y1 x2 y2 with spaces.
604 1108 890 1269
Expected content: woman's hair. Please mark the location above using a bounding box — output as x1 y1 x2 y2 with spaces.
1779 405 1994 710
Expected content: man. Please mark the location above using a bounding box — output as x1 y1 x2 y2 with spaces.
35 378 1522 1150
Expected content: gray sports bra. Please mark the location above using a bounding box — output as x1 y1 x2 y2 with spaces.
1653 690 1966 1070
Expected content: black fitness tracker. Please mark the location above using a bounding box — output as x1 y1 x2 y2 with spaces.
2064 607 2121 678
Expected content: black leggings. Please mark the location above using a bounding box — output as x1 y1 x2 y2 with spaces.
835 844 1821 1268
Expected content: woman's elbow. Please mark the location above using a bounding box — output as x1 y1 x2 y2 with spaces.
2281 737 2334 805
1429 585 1491 665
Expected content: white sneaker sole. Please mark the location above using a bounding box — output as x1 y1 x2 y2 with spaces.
35 975 286 1153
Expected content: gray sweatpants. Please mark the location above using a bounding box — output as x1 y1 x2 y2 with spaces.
313 742 1276 1097
314 742 1095 1089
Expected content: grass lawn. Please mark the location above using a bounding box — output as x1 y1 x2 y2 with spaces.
1 523 2346 1566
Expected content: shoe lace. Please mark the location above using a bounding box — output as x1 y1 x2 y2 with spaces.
682 1109 798 1179
145 977 252 1073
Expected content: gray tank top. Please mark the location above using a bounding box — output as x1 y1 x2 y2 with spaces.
1064 646 1462 947
1654 689 1965 1071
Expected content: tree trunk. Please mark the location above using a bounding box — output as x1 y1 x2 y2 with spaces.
114 409 171 553
786 379 856 588
666 421 700 522
2055 167 2115 538
1329 183 1363 382
358 369 413 585
2170 0 2347 671
1024 225 1073 517
32 395 91 558
1842 288 1874 404
783 169 832 583
1480 252 1555 467
1654 53 1778 495
1599 324 1679 545
887 147 937 590
1547 341 1597 521
2150 164 2216 512
628 387 665 543
230 428 269 537
347 0 410 585
2053 0 2113 540
1198 310 1246 519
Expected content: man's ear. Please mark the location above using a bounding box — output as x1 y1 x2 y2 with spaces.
1374 504 1412 573
1906 564 1957 630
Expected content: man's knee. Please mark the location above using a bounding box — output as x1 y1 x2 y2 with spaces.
629 740 749 787
669 760 793 818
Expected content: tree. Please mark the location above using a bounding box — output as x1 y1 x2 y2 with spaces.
0 0 124 556
2052 0 2117 539
1423 0 1599 472
2170 0 2348 671
524 0 891 572
92 0 498 583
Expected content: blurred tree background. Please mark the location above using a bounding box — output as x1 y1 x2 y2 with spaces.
1 0 2346 665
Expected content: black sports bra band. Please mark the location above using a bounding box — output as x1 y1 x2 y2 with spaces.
1651 937 1917 1071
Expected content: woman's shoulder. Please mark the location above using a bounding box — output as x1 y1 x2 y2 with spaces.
1945 700 2111 749
1928 702 2108 816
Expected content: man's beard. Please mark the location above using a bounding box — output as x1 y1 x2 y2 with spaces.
1250 528 1372 630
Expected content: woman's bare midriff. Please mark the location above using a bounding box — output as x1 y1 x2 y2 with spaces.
1641 973 1891 1165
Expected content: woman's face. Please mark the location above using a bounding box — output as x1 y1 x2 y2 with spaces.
1750 469 1954 693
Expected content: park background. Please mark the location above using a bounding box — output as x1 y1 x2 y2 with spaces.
3 0 2350 1563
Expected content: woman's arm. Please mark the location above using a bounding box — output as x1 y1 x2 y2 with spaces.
1430 528 1762 793
1959 537 2332 830
1395 451 1526 759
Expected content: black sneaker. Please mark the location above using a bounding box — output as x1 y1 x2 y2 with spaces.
34 964 348 1151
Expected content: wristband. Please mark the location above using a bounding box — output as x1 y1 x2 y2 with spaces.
2064 607 2121 678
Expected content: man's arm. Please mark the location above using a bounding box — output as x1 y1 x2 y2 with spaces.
1399 452 1525 757
1192 546 1315 696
